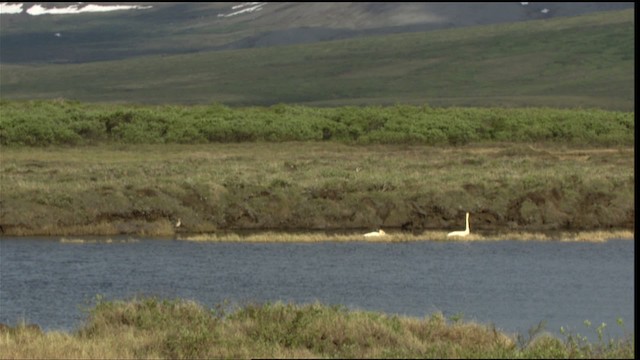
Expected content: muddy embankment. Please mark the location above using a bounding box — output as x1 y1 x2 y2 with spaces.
0 144 634 237
0 182 634 237
190 185 635 233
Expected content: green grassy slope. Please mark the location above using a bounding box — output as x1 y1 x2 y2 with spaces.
0 9 633 109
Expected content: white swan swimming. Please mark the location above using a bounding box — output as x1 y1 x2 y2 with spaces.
447 212 470 237
364 229 386 237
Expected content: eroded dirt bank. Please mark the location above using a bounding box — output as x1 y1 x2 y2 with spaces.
0 144 634 237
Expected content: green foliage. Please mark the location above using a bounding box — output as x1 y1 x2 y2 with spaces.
0 100 633 146
71 297 634 359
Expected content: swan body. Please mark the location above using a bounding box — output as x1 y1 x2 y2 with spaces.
364 229 386 237
447 212 470 237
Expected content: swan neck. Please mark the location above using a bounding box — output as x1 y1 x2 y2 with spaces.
465 213 470 232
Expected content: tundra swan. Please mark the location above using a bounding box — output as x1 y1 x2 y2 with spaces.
364 229 386 237
447 212 470 237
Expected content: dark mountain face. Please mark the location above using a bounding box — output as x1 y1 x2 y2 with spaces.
0 2 634 64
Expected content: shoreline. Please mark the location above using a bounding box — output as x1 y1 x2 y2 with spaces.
2 229 633 243
178 229 635 243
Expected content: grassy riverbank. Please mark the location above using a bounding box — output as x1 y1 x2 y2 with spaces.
0 101 634 237
0 297 633 359
0 142 633 237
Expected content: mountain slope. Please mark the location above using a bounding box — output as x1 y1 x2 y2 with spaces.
0 9 634 109
0 2 634 64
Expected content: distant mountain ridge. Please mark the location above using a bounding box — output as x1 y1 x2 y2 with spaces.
0 2 634 64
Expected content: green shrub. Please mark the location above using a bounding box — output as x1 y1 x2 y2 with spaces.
0 100 633 146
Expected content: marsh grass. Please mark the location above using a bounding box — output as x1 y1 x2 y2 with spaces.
180 230 634 243
59 237 141 244
0 297 633 359
0 143 633 236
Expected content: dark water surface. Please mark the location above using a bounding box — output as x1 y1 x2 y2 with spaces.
0 238 634 340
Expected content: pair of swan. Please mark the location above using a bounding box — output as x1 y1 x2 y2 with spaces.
363 212 470 238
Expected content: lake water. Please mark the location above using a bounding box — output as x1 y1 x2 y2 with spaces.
0 237 634 341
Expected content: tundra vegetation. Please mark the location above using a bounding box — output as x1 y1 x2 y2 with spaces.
0 297 634 359
0 9 633 109
0 100 634 238
0 100 634 146
0 8 634 359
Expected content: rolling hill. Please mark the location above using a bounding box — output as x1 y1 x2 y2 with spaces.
0 2 634 64
0 5 634 109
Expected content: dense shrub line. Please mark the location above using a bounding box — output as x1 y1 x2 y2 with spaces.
0 100 633 146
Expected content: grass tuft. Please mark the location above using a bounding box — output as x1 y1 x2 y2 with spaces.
0 297 633 359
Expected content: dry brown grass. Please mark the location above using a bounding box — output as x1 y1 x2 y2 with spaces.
1 299 632 359
0 326 161 359
180 230 633 243
59 238 141 244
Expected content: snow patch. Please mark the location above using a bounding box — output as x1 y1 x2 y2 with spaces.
218 2 266 18
232 2 262 10
27 3 152 15
24 3 152 16
73 4 152 13
0 2 24 14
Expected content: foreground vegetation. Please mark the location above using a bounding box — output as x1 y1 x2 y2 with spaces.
0 9 633 108
0 297 633 359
